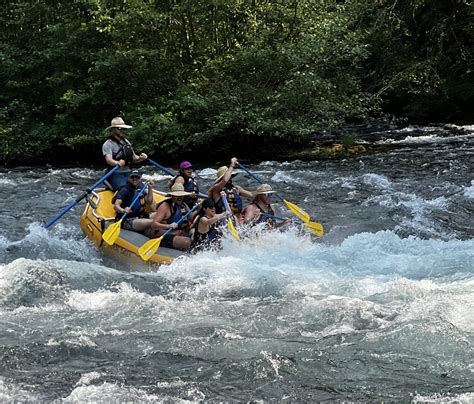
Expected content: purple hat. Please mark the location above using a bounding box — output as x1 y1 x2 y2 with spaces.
180 161 193 170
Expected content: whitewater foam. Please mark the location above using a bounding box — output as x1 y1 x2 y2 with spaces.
463 180 474 199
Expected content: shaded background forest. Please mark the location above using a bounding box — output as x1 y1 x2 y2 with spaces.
1 0 473 165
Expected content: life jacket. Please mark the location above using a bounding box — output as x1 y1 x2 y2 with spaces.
110 137 134 165
191 215 222 250
113 183 145 219
178 203 191 231
253 201 276 226
169 173 199 207
158 199 190 230
215 187 242 214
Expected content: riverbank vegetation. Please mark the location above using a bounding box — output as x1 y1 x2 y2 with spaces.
1 0 472 165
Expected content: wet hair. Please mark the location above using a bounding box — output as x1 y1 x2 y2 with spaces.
202 198 215 210
194 198 215 219
191 198 216 229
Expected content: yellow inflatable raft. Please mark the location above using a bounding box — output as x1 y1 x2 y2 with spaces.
80 188 186 265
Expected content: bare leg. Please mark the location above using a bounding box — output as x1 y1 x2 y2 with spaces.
131 218 153 232
172 236 191 251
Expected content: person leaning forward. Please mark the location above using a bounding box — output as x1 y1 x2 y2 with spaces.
102 117 148 190
145 183 192 251
113 171 155 233
207 157 254 224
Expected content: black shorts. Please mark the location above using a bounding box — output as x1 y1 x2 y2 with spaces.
121 217 136 231
160 234 175 249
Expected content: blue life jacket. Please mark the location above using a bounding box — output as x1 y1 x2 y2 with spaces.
159 199 189 229
129 192 142 215
253 202 275 225
113 183 145 219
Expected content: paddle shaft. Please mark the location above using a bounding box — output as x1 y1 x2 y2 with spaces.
148 158 175 177
261 212 322 236
147 159 207 199
261 213 293 223
116 183 148 222
160 203 200 240
221 195 240 240
138 204 200 260
102 183 149 245
260 213 319 228
43 165 120 229
221 195 233 215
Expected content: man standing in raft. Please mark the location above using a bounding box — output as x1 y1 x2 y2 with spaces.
102 117 148 190
207 157 254 224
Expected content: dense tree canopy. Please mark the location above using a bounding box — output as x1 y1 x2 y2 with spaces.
1 0 472 164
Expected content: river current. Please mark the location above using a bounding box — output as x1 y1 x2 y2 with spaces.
0 125 473 402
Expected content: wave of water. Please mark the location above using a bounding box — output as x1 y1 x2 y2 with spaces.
0 227 472 401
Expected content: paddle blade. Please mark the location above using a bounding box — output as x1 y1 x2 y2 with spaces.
227 218 241 241
102 220 122 245
137 236 163 261
283 199 311 223
304 220 324 237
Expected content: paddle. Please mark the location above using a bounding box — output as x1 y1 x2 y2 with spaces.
102 183 148 245
147 159 207 199
260 213 322 237
221 195 241 241
147 158 175 177
236 162 324 237
43 165 120 229
137 203 201 261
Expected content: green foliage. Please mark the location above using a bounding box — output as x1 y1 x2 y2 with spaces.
358 0 474 120
341 134 355 148
1 0 473 164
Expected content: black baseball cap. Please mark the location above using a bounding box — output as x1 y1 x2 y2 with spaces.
129 170 141 178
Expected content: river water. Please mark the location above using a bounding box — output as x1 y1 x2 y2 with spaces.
0 125 473 402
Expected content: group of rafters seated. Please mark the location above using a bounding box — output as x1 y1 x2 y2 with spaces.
112 157 290 251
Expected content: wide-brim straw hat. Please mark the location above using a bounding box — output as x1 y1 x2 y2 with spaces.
255 184 275 194
167 183 192 197
106 117 133 131
214 166 238 184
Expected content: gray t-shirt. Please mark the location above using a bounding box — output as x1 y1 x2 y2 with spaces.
102 138 133 173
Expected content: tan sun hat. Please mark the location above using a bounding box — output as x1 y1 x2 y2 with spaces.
214 166 238 183
106 117 133 131
167 183 192 197
255 184 275 194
